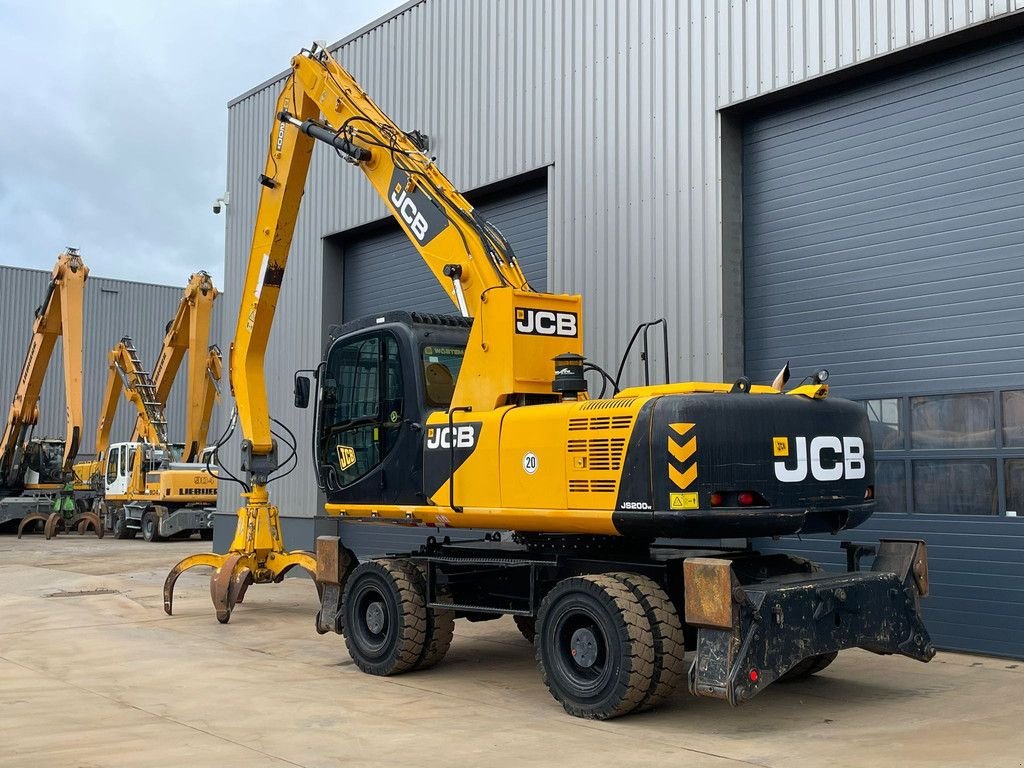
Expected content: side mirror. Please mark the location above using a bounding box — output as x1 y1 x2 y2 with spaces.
294 374 311 409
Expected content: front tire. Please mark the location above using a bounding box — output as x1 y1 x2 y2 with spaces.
112 509 135 540
536 574 655 719
342 560 427 676
140 510 161 542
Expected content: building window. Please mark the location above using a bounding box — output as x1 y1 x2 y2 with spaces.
1006 459 1024 515
910 392 994 449
864 398 903 449
859 388 1022 517
1002 390 1024 448
874 460 906 514
912 460 997 516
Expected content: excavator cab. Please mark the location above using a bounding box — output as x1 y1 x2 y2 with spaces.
303 312 471 507
21 438 66 487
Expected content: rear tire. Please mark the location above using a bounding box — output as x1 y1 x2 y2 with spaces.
536 574 655 719
611 572 686 711
342 559 427 676
513 615 536 643
779 652 839 682
140 511 161 542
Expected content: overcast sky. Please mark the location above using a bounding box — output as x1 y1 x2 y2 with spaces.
0 0 399 288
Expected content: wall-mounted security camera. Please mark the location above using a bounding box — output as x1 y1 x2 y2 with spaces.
212 192 230 214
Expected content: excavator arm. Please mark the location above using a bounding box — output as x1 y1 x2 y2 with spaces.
234 43 544 464
96 338 171 455
167 42 579 621
136 272 218 462
0 249 88 487
198 345 222 451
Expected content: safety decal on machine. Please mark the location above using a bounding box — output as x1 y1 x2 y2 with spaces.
667 422 698 509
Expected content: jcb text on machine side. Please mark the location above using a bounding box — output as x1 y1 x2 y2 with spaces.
166 43 934 719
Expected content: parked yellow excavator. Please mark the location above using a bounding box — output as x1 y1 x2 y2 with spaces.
166 44 934 719
73 273 220 540
3 249 102 538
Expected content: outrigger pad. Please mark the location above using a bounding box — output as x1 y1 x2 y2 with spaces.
689 564 935 706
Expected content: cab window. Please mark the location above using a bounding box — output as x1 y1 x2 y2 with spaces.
422 344 465 409
106 447 121 484
319 332 404 489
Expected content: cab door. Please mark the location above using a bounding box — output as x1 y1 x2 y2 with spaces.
316 330 419 504
105 444 130 496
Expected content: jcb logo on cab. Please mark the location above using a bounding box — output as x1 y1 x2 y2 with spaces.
773 436 866 482
515 308 578 337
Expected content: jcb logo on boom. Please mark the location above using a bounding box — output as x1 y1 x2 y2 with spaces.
515 308 579 337
390 184 431 242
426 425 478 450
773 436 866 482
386 168 449 246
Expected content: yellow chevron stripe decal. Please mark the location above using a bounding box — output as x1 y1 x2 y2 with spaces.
669 461 697 489
667 435 696 464
669 422 694 437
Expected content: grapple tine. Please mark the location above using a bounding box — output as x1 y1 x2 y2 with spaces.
211 553 245 624
17 512 49 538
72 511 104 538
230 566 253 606
44 512 61 540
163 552 227 615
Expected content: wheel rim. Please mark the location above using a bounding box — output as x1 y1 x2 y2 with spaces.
550 604 612 695
143 517 153 537
349 578 394 659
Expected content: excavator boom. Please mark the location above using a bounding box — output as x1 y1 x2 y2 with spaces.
136 271 218 462
0 249 88 487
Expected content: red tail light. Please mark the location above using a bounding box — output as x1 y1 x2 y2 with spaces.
737 491 756 507
709 492 724 507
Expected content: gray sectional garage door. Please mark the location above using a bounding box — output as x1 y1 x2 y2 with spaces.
334 177 547 557
743 36 1024 657
342 178 547 321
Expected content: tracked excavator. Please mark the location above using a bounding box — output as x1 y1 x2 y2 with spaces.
166 43 934 719
2 249 102 538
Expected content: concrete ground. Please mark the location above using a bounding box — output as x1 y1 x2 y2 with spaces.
0 537 1021 768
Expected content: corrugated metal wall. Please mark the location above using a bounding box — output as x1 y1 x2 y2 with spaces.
0 264 221 459
742 33 1024 395
221 0 1022 518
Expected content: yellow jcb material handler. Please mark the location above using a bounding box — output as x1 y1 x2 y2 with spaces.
166 44 933 720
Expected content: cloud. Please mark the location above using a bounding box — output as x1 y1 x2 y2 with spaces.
0 0 399 289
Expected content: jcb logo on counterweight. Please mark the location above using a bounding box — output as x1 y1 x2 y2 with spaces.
773 436 866 482
515 308 579 337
